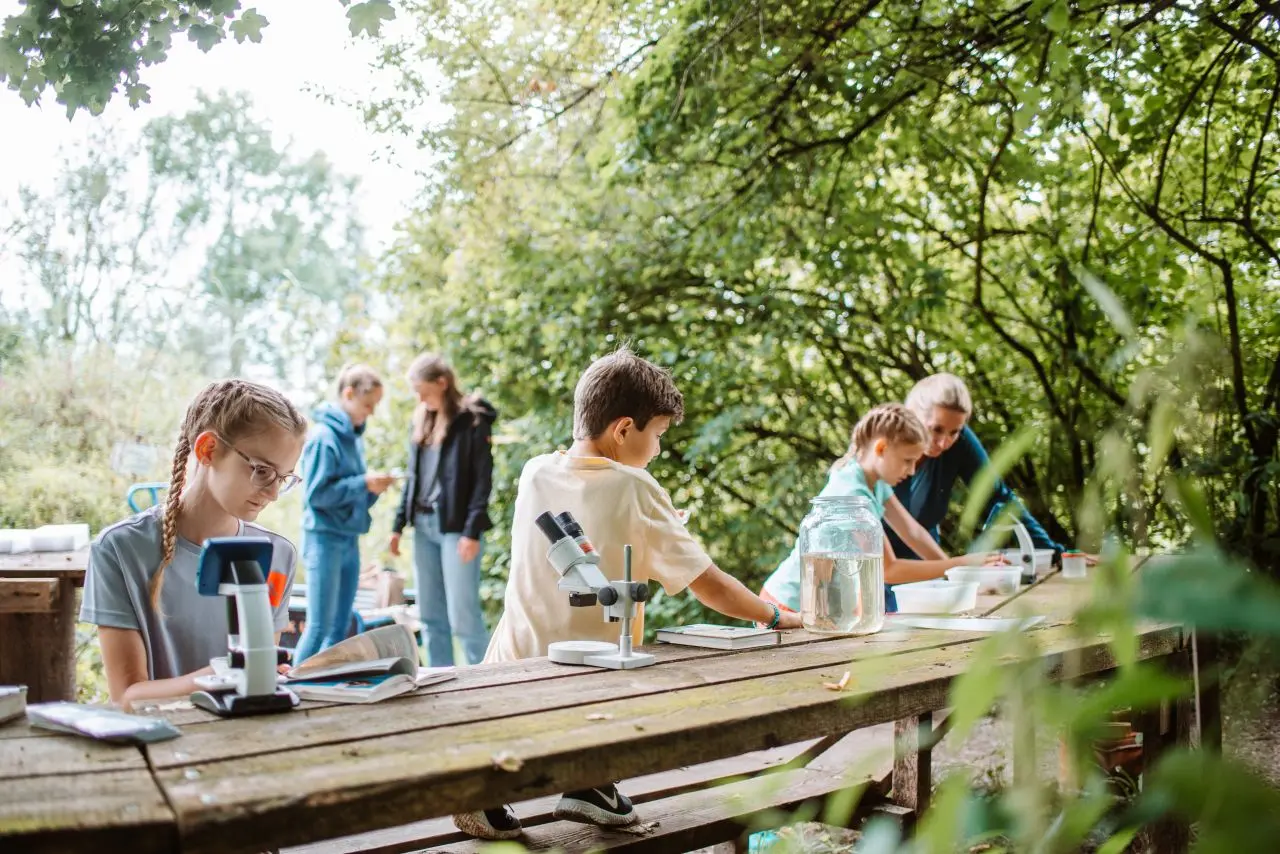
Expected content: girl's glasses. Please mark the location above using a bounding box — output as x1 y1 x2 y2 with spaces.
218 437 302 494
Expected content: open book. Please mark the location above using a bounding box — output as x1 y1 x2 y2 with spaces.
283 624 456 703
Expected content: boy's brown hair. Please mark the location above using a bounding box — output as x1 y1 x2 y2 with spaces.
573 347 685 440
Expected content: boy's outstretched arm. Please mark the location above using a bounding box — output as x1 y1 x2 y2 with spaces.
688 565 804 629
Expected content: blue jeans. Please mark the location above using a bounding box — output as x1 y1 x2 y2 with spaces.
295 531 361 664
413 512 488 666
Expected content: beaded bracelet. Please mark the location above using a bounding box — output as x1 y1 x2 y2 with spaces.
766 602 782 630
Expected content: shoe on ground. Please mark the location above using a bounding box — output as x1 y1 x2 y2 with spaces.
452 806 522 840
553 783 638 826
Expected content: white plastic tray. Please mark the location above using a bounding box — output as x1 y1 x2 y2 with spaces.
892 579 979 614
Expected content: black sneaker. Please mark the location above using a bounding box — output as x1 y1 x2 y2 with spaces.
452 806 522 840
553 783 638 826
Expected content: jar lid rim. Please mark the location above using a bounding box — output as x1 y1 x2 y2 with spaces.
811 495 873 505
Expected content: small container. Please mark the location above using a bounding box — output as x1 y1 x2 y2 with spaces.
1001 548 1055 576
799 496 884 635
1062 550 1088 580
891 579 979 614
945 566 1022 595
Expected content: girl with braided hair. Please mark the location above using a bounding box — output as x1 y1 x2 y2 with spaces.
80 380 307 710
761 403 1004 616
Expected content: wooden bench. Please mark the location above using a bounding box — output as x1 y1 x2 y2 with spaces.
283 729 908 854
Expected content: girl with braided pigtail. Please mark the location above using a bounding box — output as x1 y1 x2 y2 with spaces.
80 380 307 710
761 403 1007 617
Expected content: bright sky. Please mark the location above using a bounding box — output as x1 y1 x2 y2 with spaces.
0 0 437 256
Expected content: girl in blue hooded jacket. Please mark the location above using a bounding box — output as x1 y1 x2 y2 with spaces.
295 365 396 663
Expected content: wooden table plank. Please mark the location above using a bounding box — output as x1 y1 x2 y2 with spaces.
0 769 176 854
0 731 151 780
0 548 90 582
154 621 1181 854
146 626 993 770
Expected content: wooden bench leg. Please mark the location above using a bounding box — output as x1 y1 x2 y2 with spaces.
1135 649 1193 853
892 712 933 817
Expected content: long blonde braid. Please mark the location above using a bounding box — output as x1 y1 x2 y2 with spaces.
148 380 306 611
149 434 191 608
832 403 929 471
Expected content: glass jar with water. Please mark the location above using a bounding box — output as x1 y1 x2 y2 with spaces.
799 496 885 635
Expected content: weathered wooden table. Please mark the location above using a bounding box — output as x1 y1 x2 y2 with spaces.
1 564 1191 854
0 548 88 703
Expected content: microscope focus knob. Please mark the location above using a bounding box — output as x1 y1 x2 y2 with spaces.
597 586 619 606
630 583 649 603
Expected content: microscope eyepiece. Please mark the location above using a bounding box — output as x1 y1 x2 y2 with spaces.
535 511 568 544
555 511 584 540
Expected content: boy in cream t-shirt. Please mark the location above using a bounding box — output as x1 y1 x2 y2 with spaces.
453 347 802 842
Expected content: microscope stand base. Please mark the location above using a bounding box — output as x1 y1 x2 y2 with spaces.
582 651 657 669
192 686 299 717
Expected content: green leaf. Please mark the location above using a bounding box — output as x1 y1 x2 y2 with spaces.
230 9 269 44
347 0 395 37
1068 665 1188 735
1136 548 1280 635
1140 750 1280 851
0 40 25 81
947 633 1011 741
958 426 1037 537
1074 264 1135 339
1044 0 1070 33
853 817 901 854
913 776 972 850
187 24 225 53
1096 828 1138 854
1048 40 1071 72
1146 395 1177 479
126 84 151 107
1166 474 1214 541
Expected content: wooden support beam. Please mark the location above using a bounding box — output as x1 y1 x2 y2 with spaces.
0 576 77 702
0 578 59 613
892 712 932 814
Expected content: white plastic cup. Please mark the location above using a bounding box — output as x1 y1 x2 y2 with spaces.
1062 551 1087 579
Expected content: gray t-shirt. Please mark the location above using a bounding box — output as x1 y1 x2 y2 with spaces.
79 505 297 680
416 442 442 509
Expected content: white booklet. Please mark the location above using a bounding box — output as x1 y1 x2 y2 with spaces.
655 624 781 650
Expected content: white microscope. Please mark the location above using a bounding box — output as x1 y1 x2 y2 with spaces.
535 511 656 670
190 537 299 716
983 502 1038 585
